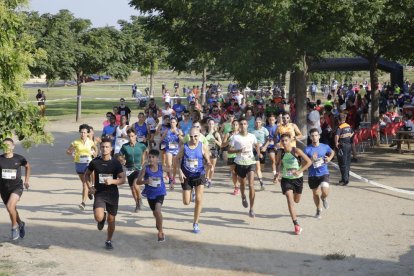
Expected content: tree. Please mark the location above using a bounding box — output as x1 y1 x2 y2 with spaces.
130 0 350 135
339 0 414 130
0 0 52 147
119 16 168 97
28 10 133 121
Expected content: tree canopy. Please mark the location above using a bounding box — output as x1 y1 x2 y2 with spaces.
0 0 51 147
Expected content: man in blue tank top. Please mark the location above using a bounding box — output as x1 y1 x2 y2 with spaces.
176 127 211 234
136 149 167 242
304 128 335 219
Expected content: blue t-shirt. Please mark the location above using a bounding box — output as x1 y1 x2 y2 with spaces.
134 122 148 141
179 119 193 135
173 104 186 118
304 143 332 177
142 164 166 199
265 124 279 148
102 124 117 146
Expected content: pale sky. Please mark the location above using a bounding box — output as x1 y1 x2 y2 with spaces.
29 0 139 27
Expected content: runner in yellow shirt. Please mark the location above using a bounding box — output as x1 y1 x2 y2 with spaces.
66 124 97 210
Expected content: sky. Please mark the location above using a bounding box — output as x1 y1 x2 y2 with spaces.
28 0 139 28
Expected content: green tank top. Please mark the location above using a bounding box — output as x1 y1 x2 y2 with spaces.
223 122 232 134
281 148 302 179
227 134 237 158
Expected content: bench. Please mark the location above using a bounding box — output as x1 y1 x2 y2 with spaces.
393 138 414 153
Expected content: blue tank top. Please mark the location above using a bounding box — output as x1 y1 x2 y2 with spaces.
181 142 205 177
134 122 148 141
266 124 279 148
166 129 180 155
142 164 166 199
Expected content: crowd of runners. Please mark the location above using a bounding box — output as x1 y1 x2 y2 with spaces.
2 80 414 250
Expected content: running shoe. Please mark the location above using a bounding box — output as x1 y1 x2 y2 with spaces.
232 187 239 196
135 198 143 213
158 233 166 242
193 223 200 234
88 193 94 200
169 178 175 190
206 180 212 188
105 240 114 250
19 221 25 238
97 212 106 231
249 210 255 218
339 181 349 186
259 179 265 191
351 157 358 163
294 224 303 235
11 227 19 241
191 189 196 202
315 209 322 219
322 198 329 209
241 196 248 208
79 202 86 210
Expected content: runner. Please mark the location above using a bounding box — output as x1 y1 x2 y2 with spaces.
275 133 312 235
145 109 158 149
221 120 240 195
264 114 280 183
304 128 335 219
119 128 147 212
160 117 183 190
335 113 354 186
251 116 269 190
118 98 132 124
204 118 222 188
136 149 167 242
133 112 149 146
179 110 193 136
102 114 117 149
0 138 30 240
228 117 260 218
114 115 129 154
35 89 46 117
85 138 126 250
66 124 97 210
277 112 303 147
176 127 211 233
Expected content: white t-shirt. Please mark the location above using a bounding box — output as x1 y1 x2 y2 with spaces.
114 125 128 154
234 94 244 105
307 110 321 134
162 108 174 118
146 117 157 131
230 133 257 165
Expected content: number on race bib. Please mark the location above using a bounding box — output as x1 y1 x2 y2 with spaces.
313 157 324 168
2 169 17 180
137 136 145 142
99 174 113 184
169 142 178 149
148 177 161 188
126 169 135 177
79 155 91 164
186 159 198 169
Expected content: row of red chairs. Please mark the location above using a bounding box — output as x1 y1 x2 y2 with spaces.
353 123 380 152
381 121 405 144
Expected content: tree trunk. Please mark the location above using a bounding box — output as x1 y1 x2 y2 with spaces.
201 67 207 107
293 55 308 145
150 61 154 98
369 56 380 145
76 71 82 122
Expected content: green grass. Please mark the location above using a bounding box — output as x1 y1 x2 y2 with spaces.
0 260 16 275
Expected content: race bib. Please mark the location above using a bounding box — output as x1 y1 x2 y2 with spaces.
150 124 157 130
99 174 113 184
2 169 17 180
137 136 145 142
79 155 91 164
117 138 128 146
241 148 253 159
185 158 198 169
169 142 178 149
313 157 324 168
286 169 294 177
148 177 161 188
126 169 135 177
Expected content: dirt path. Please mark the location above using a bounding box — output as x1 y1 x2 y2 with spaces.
1 117 413 275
